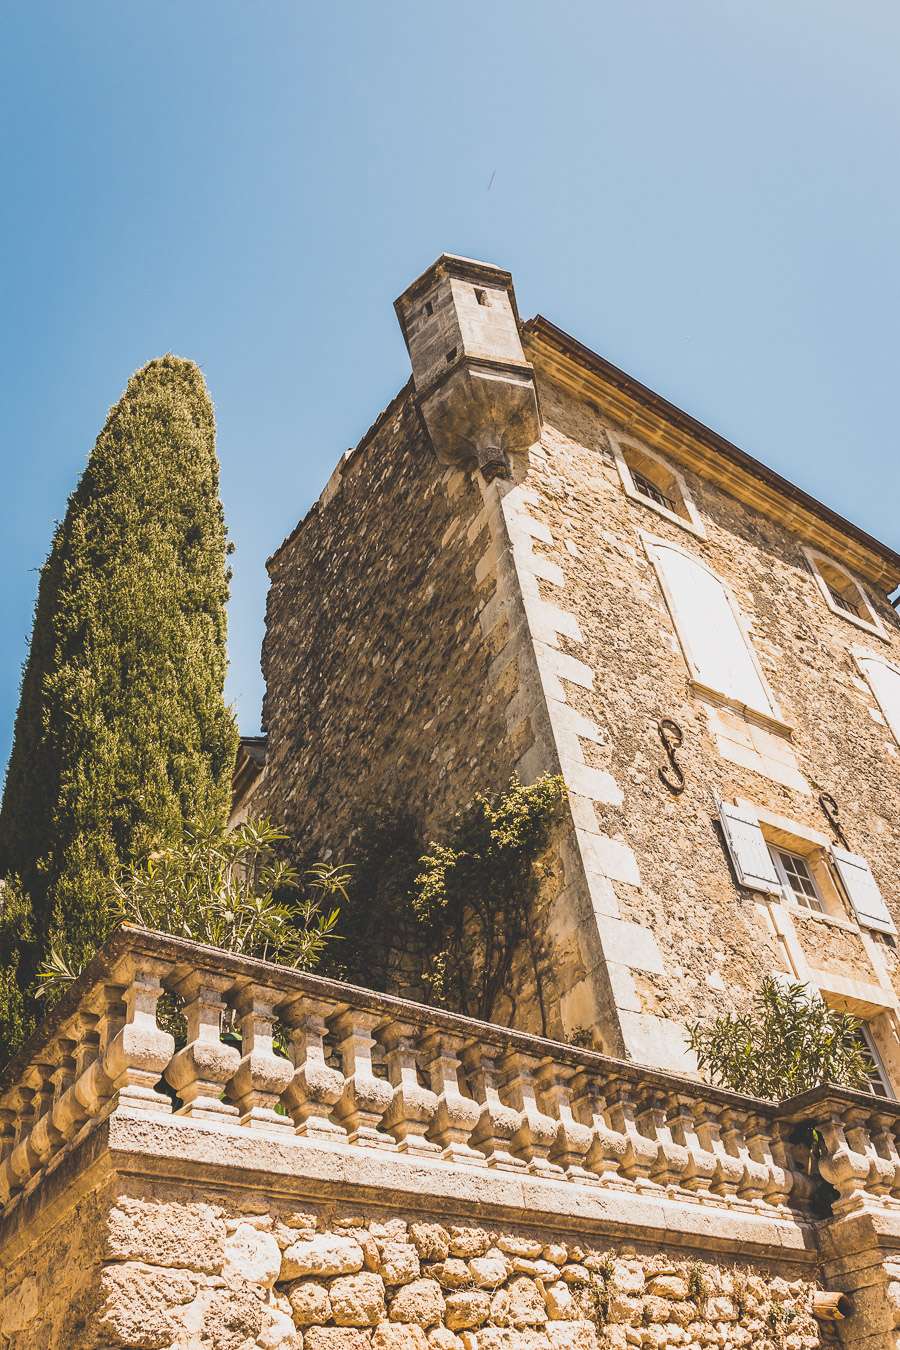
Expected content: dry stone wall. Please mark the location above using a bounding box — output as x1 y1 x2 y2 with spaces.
2 1186 824 1350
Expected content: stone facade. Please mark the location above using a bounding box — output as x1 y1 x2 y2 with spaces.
238 253 900 1085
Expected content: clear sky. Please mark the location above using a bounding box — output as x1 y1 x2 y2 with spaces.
2 1 899 771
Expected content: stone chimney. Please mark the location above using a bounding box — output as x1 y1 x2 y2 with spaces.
394 254 541 480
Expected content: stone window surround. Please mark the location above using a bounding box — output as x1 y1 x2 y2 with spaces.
642 530 791 738
802 544 887 640
735 798 856 929
609 434 707 539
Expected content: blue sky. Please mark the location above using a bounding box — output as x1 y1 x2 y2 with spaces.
2 1 899 769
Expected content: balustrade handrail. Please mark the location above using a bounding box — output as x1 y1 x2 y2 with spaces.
3 924 899 1224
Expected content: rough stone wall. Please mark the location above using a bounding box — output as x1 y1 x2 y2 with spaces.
2 1187 824 1350
517 367 900 1057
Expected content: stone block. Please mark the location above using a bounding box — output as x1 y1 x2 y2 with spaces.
543 1282 580 1321
105 1198 225 1274
469 1330 552 1350
97 1262 195 1349
389 1279 446 1327
330 1275 388 1327
444 1290 491 1330
374 1323 429 1350
449 1228 490 1259
259 1305 304 1349
645 1276 687 1301
431 1259 474 1290
545 1324 598 1350
224 1222 282 1290
410 1225 450 1261
469 1257 510 1289
282 1237 365 1281
496 1237 543 1260
507 1277 548 1327
379 1243 421 1286
306 1329 373 1350
641 1296 671 1323
287 1280 332 1326
199 1285 266 1347
428 1329 463 1350
542 1246 568 1267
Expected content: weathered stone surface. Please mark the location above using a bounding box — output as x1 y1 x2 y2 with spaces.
259 1305 304 1349
379 1243 421 1286
373 1321 429 1350
223 1222 282 1289
645 1275 687 1300
200 1285 266 1350
543 1282 580 1321
409 1225 450 1261
330 1274 388 1327
428 1328 463 1350
96 1262 195 1349
545 1324 598 1350
389 1279 446 1327
282 1236 365 1281
430 1259 474 1290
105 1197 225 1273
288 1279 333 1326
507 1278 548 1327
496 1238 544 1260
444 1290 491 1330
448 1228 490 1259
306 1328 373 1350
469 1258 510 1289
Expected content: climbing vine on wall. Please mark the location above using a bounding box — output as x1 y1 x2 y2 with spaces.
328 775 567 1026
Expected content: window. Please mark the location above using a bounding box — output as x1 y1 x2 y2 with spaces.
847 1023 892 1098
803 547 884 637
856 652 900 749
612 440 706 537
770 848 824 912
648 542 777 718
718 799 897 936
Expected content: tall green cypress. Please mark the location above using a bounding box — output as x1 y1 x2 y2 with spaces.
0 355 238 1056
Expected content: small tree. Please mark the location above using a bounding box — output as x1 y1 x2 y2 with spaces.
687 977 874 1099
38 815 347 999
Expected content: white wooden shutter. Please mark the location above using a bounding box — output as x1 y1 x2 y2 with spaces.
653 545 772 714
831 847 897 935
857 656 900 748
717 800 783 895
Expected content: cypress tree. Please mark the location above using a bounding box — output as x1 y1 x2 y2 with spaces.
0 355 238 1056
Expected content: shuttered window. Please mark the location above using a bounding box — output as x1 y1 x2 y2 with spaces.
857 655 900 749
651 544 773 715
831 847 897 935
717 800 783 895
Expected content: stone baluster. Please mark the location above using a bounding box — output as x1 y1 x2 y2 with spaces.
499 1049 563 1177
72 988 124 1125
816 1107 874 1216
330 1010 395 1148
535 1059 593 1181
869 1111 900 1203
166 972 240 1122
459 1041 526 1170
0 1108 15 1165
636 1090 688 1192
420 1030 484 1164
666 1094 716 1199
51 1014 99 1146
0 1085 38 1201
29 1056 69 1166
281 997 347 1141
570 1071 629 1186
719 1107 768 1206
695 1102 743 1202
604 1082 661 1191
844 1107 894 1200
379 1021 440 1155
102 960 176 1114
227 984 294 1131
769 1117 816 1212
743 1111 792 1210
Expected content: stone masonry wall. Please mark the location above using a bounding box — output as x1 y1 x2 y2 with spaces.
1 1184 824 1350
509 360 900 1070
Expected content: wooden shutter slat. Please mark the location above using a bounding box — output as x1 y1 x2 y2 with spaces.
831 847 897 935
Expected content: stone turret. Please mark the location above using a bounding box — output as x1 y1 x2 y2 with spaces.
394 253 541 480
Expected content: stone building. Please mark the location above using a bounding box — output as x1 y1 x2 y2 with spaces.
235 252 900 1091
7 254 900 1349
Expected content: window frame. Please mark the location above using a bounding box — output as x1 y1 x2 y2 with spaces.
802 546 887 640
644 534 787 729
849 1022 893 1099
611 438 707 539
769 846 825 913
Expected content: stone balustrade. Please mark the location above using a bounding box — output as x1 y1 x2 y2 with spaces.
2 924 899 1224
